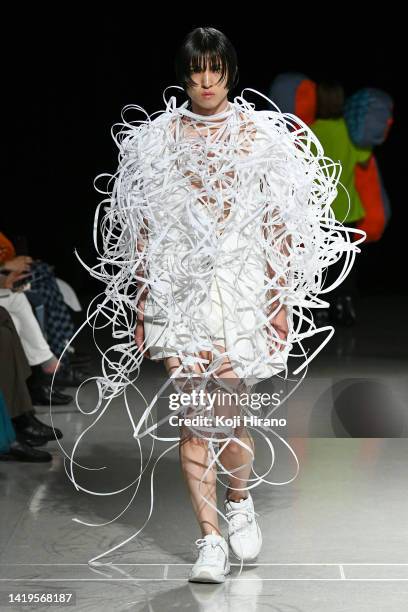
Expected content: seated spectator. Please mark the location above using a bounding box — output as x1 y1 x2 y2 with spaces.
0 231 92 385
0 270 73 405
0 306 64 462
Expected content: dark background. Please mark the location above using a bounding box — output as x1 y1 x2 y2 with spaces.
3 14 405 297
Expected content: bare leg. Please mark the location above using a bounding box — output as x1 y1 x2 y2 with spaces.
210 348 255 502
178 424 221 537
164 351 221 537
164 345 256 535
219 426 254 502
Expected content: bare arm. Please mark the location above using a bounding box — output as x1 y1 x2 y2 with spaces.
136 215 149 302
134 215 151 358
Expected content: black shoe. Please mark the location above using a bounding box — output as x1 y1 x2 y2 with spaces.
12 413 63 441
15 430 49 447
29 414 63 439
53 365 91 387
0 438 52 462
29 385 73 406
27 365 67 392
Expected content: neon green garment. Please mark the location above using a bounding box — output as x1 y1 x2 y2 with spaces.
310 117 372 223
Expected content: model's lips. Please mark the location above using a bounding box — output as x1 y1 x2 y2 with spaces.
202 92 214 97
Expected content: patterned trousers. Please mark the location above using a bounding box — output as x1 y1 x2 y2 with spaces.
27 261 75 360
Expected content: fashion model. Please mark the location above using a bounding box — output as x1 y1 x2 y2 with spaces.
70 27 366 583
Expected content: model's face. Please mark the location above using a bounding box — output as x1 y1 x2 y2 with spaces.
185 54 230 115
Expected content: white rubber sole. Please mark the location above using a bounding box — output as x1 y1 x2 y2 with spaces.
188 562 231 583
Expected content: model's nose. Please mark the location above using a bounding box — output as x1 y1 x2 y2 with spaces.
202 70 212 88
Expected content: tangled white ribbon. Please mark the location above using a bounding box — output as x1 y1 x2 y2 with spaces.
49 85 366 573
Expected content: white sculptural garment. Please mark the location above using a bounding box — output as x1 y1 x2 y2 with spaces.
141 107 294 380
67 86 366 566
105 88 365 380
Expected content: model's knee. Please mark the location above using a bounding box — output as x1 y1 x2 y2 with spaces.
223 432 254 455
223 440 244 455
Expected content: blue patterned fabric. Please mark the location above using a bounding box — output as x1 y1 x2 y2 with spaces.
28 261 74 360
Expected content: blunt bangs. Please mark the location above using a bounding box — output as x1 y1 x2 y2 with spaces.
174 27 239 92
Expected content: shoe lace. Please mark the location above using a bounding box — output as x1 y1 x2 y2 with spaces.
225 507 260 536
195 537 224 564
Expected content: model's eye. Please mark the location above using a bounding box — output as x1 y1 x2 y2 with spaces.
189 64 221 73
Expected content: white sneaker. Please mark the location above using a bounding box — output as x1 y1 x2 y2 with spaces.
188 533 230 583
224 492 262 561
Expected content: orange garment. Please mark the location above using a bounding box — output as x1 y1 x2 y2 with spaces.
295 79 317 126
354 156 387 242
0 233 16 264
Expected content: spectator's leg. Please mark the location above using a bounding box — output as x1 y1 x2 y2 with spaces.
0 307 33 418
30 262 75 359
0 306 64 450
1 291 55 366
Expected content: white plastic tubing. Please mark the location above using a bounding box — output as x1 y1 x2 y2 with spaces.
51 85 366 571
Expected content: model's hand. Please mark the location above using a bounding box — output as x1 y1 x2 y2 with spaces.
3 256 33 273
135 297 151 359
266 304 289 352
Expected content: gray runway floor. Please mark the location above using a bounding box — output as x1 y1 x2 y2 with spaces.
1 294 407 611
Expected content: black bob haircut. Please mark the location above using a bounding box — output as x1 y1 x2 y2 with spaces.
174 27 239 93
